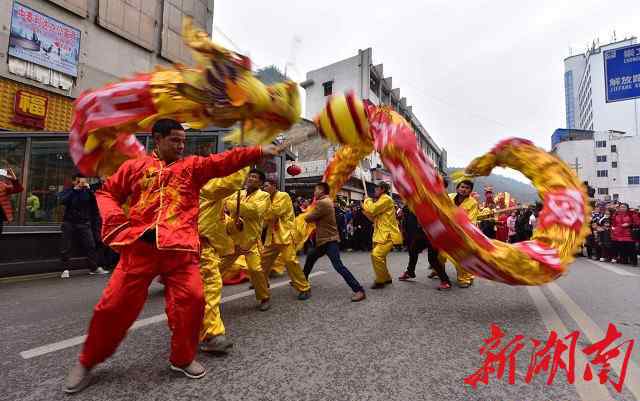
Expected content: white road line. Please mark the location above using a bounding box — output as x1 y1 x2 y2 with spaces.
584 259 639 277
19 271 327 360
546 282 640 400
527 287 614 401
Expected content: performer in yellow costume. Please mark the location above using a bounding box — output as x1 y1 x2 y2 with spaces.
363 182 403 288
270 253 287 276
448 179 480 287
222 169 272 311
261 179 311 300
221 255 249 284
198 167 248 353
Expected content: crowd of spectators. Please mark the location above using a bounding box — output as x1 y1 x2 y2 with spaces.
292 193 550 255
504 205 541 243
292 196 374 252
584 201 640 266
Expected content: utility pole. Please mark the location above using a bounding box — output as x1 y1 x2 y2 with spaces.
569 157 583 176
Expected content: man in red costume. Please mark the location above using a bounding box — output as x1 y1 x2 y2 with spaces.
64 119 279 393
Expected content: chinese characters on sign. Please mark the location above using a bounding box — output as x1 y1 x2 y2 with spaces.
12 90 48 129
465 323 635 393
604 43 640 102
8 2 81 77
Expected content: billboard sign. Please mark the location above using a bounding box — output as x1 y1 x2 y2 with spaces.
604 43 640 103
8 2 81 77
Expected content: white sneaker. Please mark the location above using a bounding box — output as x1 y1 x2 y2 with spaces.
64 362 92 393
89 267 109 275
599 258 606 262
170 360 206 379
61 270 70 279
611 259 617 264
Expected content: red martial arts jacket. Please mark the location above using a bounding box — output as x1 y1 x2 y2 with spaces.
97 147 262 252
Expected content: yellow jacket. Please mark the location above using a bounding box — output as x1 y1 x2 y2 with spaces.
225 188 271 251
363 194 402 245
264 191 295 247
198 168 248 255
448 193 479 223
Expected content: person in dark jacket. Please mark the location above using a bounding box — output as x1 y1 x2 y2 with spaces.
90 178 119 270
397 205 451 290
352 205 373 251
515 208 533 242
59 173 105 274
596 215 613 262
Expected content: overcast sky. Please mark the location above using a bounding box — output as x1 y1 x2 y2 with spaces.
213 1 639 180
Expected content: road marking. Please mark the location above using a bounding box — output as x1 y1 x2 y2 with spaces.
584 259 639 277
546 282 640 400
19 271 327 360
0 272 61 284
527 287 614 401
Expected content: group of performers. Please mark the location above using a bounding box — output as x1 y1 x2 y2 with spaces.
61 16 590 394
64 118 496 393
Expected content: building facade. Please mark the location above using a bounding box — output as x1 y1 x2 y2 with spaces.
1 0 217 221
558 37 640 206
563 38 639 135
0 1 288 277
552 129 640 205
289 48 447 200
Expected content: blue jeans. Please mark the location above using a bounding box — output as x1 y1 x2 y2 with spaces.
303 241 363 293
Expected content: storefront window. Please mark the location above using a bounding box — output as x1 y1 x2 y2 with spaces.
184 135 218 156
26 140 76 225
135 135 150 152
144 134 218 156
0 139 27 225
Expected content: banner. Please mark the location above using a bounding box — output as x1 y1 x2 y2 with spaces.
8 2 81 77
604 43 640 103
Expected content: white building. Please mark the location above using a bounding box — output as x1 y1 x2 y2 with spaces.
287 48 446 200
563 38 639 134
552 129 640 205
556 38 640 206
301 48 446 174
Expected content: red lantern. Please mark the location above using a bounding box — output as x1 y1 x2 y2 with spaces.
287 164 302 176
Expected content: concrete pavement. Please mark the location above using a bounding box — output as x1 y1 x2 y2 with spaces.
1 251 639 401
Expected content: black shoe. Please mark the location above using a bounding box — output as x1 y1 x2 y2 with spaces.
370 280 392 289
297 291 311 301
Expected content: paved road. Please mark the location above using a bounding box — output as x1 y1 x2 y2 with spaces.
1 251 639 401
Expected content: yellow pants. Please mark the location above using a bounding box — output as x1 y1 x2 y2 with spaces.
441 252 474 285
221 255 248 282
454 261 474 285
371 241 394 284
271 252 286 275
200 246 225 341
219 246 270 301
261 243 310 293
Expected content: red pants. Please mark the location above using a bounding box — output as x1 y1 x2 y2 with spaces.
79 240 204 368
